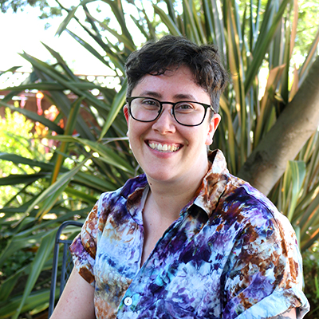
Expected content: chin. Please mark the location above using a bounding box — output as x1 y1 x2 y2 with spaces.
145 170 179 184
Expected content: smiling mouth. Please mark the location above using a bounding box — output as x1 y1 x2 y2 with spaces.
147 141 181 152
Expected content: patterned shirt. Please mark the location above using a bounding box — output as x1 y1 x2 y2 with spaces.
70 150 309 318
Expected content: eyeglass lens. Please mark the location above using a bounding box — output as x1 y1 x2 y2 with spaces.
129 97 207 126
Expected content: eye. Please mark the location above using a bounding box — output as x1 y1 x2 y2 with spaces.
142 98 157 105
140 98 160 109
175 102 195 112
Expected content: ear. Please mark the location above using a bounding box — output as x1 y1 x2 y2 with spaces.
123 105 129 124
205 114 221 145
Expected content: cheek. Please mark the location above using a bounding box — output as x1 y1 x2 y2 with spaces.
127 122 147 146
127 119 138 137
190 127 210 144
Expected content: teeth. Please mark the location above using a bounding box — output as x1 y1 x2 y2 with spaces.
148 142 180 152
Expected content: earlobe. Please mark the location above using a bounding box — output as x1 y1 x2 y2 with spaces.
205 114 221 145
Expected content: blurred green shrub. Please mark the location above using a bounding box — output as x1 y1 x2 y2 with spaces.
303 244 319 317
0 106 47 208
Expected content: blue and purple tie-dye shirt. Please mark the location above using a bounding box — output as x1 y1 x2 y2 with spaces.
70 150 309 318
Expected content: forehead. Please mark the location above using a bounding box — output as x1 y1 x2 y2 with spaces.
131 66 210 103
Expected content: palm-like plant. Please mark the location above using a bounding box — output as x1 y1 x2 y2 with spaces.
0 0 319 317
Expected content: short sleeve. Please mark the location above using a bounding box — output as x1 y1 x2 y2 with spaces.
222 210 309 318
69 199 101 286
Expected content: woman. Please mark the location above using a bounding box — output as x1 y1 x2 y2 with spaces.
51 36 309 318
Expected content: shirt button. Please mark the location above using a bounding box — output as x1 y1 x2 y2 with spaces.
124 297 132 306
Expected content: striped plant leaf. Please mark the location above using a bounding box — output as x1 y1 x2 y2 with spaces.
11 230 56 319
153 4 182 36
286 161 306 222
17 160 88 218
51 97 84 184
99 80 127 139
55 6 78 36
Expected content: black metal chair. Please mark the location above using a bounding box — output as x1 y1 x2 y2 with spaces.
48 220 83 318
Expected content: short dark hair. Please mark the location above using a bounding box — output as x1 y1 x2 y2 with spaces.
125 35 228 112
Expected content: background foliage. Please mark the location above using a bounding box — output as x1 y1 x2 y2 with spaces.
0 107 48 208
0 0 319 317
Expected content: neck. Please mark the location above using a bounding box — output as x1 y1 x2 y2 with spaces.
145 158 210 221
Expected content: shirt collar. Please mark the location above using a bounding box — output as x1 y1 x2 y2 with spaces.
126 183 149 225
126 150 229 220
193 150 229 217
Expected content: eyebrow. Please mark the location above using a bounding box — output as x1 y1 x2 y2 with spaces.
139 91 162 99
138 91 198 101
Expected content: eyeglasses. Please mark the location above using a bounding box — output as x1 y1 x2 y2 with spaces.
126 97 215 127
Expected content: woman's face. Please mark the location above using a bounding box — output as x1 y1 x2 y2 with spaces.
124 66 220 185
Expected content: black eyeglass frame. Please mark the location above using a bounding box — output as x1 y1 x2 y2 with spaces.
126 96 216 127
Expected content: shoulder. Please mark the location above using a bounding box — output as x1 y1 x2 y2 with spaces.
221 174 302 280
97 173 148 211
82 174 147 234
219 174 301 267
221 174 285 227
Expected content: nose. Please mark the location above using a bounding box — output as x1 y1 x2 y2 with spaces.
152 105 176 134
